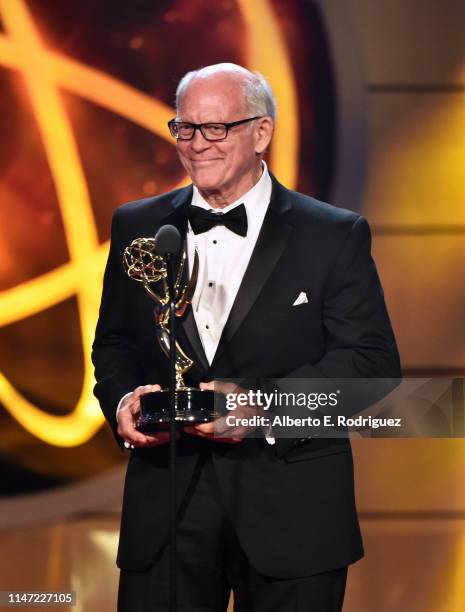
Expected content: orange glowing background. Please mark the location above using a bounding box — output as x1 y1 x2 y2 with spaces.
0 0 334 492
1 2 465 609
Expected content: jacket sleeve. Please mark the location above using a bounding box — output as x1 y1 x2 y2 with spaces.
92 208 146 446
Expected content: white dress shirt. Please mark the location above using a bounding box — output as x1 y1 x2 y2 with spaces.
187 162 272 364
187 162 275 445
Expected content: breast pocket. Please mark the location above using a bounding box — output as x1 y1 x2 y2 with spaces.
290 289 311 308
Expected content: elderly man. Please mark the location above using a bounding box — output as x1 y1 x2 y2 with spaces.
92 63 400 611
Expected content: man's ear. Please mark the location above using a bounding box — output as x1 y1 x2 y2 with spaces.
254 117 274 154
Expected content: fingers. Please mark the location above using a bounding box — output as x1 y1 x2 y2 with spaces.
183 425 214 440
139 430 181 447
117 384 163 447
199 381 214 391
124 430 180 449
195 416 240 437
117 408 149 445
130 384 162 403
188 422 215 434
200 380 239 395
183 421 243 444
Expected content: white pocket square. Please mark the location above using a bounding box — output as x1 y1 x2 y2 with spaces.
293 291 309 306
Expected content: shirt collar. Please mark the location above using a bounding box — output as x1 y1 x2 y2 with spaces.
190 161 271 223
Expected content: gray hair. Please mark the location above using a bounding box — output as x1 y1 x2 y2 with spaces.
175 62 276 120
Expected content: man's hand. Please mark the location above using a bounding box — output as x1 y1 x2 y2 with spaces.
184 381 268 443
117 384 177 448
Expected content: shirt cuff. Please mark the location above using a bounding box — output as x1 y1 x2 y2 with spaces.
262 422 275 445
116 392 132 417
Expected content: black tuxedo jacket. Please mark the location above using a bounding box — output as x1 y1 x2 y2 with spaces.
92 175 401 578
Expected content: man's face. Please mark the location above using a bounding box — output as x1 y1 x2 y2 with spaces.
175 74 271 204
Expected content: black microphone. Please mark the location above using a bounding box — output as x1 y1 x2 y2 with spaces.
155 224 181 257
154 223 182 612
155 225 181 304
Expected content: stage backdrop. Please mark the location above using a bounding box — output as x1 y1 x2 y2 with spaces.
0 0 336 503
1 0 464 527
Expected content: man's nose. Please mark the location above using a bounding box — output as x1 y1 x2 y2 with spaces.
190 128 210 152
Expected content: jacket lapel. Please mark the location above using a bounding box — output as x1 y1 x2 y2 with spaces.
159 185 191 239
160 186 210 375
211 176 294 368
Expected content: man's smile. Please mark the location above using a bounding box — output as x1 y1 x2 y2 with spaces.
190 158 223 163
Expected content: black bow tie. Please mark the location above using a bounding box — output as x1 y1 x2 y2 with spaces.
188 203 248 237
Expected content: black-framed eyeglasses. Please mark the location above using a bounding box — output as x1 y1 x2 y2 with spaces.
167 116 263 141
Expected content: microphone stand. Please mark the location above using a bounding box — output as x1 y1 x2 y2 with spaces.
166 252 177 612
